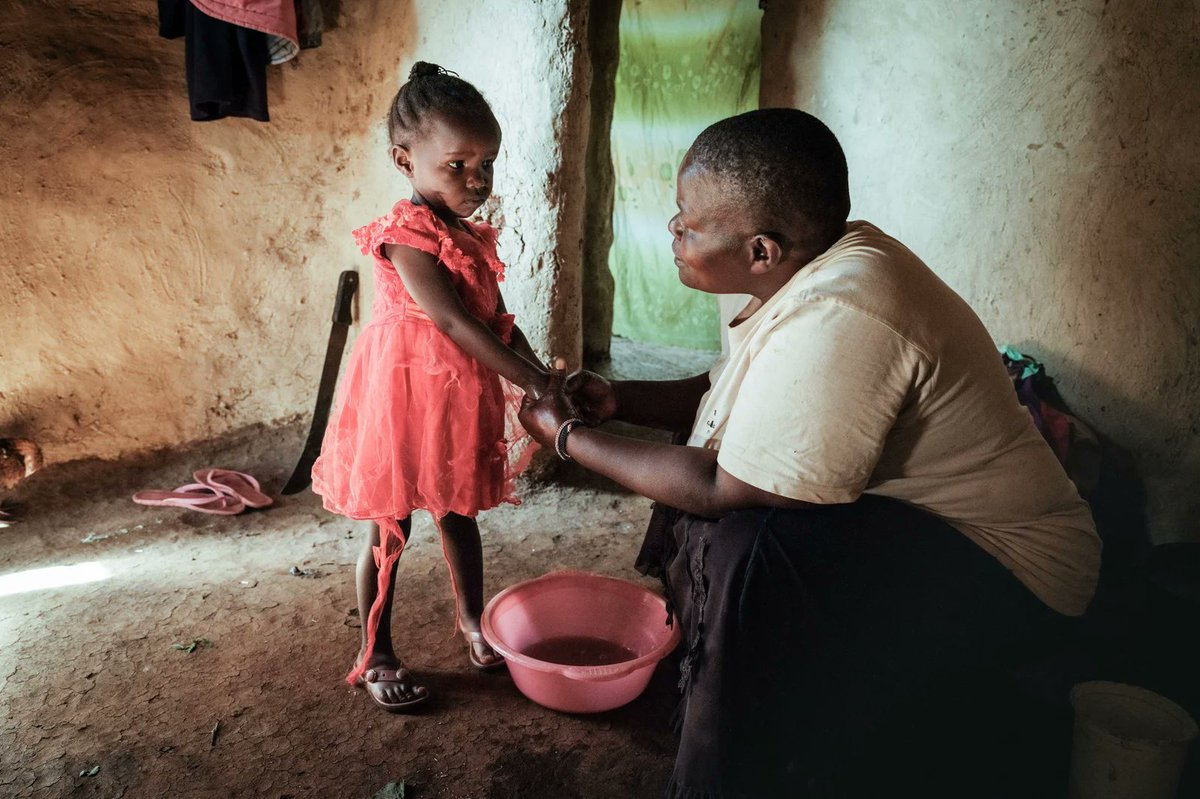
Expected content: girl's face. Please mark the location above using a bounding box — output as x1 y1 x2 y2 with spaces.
668 160 753 294
392 113 501 220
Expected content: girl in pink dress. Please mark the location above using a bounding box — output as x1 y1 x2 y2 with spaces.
312 62 554 712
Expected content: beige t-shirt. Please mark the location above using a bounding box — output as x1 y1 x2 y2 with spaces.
689 221 1101 616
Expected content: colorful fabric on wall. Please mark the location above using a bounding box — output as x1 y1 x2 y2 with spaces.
609 0 761 350
1000 346 1101 495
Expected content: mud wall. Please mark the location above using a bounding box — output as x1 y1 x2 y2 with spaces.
0 0 592 466
761 0 1200 543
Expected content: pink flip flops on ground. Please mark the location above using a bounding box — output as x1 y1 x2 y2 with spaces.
132 469 273 515
193 468 273 508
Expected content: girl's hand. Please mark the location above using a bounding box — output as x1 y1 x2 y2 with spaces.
519 388 578 449
520 370 552 402
564 370 618 426
521 358 567 402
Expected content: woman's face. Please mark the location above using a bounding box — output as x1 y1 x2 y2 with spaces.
392 113 501 219
668 160 753 294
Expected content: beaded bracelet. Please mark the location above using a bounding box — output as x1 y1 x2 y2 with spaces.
554 418 585 462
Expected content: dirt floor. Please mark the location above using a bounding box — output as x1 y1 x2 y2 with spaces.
1 341 717 799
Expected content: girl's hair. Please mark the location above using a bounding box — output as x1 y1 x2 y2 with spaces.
387 62 496 146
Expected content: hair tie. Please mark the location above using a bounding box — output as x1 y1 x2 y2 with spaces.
408 61 458 80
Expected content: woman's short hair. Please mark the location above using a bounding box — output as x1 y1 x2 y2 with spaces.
688 108 851 251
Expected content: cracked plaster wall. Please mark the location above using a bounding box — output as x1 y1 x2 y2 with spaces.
762 0 1200 544
0 0 592 466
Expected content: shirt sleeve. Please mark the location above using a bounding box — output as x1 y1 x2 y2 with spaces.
717 299 922 504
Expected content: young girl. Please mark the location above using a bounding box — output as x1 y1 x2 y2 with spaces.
311 62 554 712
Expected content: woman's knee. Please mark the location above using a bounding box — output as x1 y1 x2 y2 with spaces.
668 508 787 651
676 508 772 565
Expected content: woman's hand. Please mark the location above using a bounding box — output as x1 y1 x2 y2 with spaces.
519 387 579 449
564 370 618 426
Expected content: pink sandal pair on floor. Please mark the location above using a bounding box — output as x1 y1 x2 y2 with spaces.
132 469 272 515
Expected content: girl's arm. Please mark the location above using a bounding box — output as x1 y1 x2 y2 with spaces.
496 293 543 368
519 391 815 518
385 243 550 397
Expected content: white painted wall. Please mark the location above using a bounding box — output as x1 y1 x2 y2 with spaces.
761 0 1200 543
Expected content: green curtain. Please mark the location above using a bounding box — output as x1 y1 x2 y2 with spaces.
609 0 761 350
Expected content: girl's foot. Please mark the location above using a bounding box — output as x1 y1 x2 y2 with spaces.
460 624 505 671
354 654 429 712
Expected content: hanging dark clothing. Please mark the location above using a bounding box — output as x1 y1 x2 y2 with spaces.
296 0 324 49
158 0 270 122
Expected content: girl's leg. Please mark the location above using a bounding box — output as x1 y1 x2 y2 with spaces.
435 512 502 667
355 517 427 705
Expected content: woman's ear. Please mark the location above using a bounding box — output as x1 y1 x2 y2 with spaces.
748 234 784 275
391 144 414 177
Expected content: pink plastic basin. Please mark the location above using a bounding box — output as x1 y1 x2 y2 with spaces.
482 570 680 713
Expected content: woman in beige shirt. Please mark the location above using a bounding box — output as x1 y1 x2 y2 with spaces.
522 109 1099 799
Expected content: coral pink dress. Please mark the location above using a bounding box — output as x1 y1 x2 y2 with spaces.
311 199 532 685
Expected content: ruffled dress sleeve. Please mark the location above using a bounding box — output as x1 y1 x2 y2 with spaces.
351 200 443 261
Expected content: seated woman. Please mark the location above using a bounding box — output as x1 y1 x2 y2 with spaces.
519 109 1101 798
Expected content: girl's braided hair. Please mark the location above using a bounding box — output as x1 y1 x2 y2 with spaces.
387 62 496 146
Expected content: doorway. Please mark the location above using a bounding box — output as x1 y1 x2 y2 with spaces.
607 0 762 353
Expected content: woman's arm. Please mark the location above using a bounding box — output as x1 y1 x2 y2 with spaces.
564 371 711 432
520 392 815 518
386 243 551 397
612 374 711 431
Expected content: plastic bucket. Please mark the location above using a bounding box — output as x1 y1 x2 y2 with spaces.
482 570 680 713
1068 681 1198 799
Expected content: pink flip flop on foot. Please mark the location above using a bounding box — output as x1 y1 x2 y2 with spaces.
194 469 273 509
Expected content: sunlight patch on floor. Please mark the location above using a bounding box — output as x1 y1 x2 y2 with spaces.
0 561 112 598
